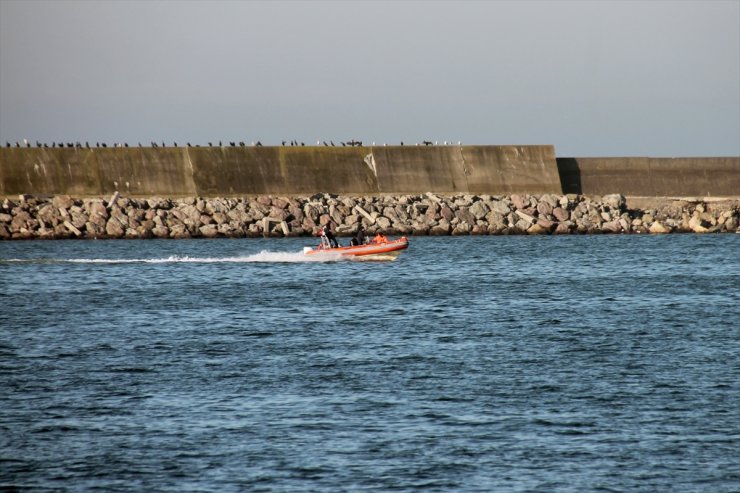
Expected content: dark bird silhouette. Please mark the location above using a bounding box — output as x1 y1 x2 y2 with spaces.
256 141 263 146
124 143 129 148
331 140 335 146
208 142 213 147
230 142 235 147
239 141 245 147
219 140 222 147
173 142 177 147
102 143 107 148
400 141 404 146
5 142 9 148
282 141 286 146
187 142 192 147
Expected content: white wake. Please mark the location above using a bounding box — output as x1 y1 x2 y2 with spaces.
3 250 345 264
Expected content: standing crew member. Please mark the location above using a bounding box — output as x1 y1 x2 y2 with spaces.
321 223 339 248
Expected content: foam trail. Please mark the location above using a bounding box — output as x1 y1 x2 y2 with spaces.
3 251 344 265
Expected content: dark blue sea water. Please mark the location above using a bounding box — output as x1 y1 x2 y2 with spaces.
1 235 738 492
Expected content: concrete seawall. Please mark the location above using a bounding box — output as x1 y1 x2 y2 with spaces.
2 147 737 198
558 157 740 197
0 145 560 197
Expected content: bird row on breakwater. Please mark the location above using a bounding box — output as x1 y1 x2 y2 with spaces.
5 139 464 149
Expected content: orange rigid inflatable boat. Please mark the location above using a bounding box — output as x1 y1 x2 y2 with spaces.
303 236 409 261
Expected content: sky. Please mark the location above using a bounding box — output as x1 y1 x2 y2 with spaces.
0 0 738 157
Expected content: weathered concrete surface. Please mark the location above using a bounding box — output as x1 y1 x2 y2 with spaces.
187 146 377 195
372 145 559 195
0 145 559 197
558 157 740 197
4 147 737 198
461 146 559 194
0 147 196 196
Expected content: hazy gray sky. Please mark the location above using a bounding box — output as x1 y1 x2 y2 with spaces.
1 0 738 156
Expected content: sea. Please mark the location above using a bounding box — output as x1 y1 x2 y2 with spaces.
1 234 738 492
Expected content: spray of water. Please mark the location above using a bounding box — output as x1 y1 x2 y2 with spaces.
3 250 346 264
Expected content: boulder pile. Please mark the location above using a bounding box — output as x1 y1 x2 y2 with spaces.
1 192 738 240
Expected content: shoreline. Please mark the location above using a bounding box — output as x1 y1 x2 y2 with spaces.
2 193 739 240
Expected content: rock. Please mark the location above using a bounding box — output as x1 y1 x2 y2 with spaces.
649 221 672 234
452 222 472 235
199 224 219 237
152 225 169 238
85 221 105 237
52 195 75 210
375 216 392 230
537 201 553 216
440 206 455 222
105 218 125 237
63 221 82 237
552 207 570 222
527 223 548 235
540 194 560 209
554 222 572 234
169 223 191 238
515 210 536 225
603 194 626 211
10 211 31 232
87 200 109 221
485 212 507 230
455 208 476 226
601 219 622 233
272 197 289 210
257 195 272 206
511 194 529 210
430 219 451 235
469 201 490 220
489 200 511 215
689 216 711 233
536 218 555 231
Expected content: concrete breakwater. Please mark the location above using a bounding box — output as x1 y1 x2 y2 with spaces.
2 193 738 240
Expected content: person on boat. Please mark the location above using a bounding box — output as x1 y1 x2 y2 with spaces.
351 226 366 246
320 224 339 248
373 232 388 244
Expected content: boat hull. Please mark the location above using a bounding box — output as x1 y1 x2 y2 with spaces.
303 237 409 261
